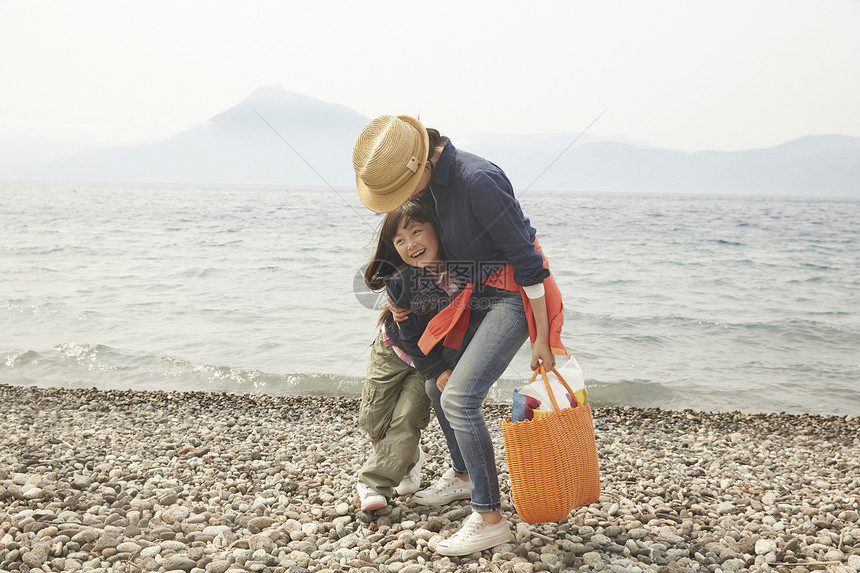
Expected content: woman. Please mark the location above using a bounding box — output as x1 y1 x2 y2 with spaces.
352 115 564 556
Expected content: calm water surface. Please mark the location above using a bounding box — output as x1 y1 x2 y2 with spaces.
2 180 858 415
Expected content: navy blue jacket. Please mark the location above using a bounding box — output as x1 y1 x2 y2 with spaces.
419 140 549 297
384 266 459 379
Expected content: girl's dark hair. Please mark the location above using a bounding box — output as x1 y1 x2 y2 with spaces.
364 197 437 291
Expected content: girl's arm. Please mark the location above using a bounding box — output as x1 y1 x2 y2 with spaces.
386 275 451 378
386 294 410 322
529 294 556 371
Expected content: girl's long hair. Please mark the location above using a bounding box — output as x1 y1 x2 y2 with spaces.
365 197 440 325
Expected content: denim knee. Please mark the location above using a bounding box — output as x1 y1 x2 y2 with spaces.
439 387 464 425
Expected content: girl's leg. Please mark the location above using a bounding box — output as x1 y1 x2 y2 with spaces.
359 333 430 497
439 291 528 512
388 366 431 491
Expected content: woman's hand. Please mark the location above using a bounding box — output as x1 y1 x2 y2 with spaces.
530 339 556 372
527 292 556 371
386 295 410 322
436 369 452 392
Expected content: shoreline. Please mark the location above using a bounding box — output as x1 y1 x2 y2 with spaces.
2 384 859 573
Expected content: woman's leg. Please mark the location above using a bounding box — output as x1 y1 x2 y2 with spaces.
439 291 528 512
424 375 467 475
422 317 482 476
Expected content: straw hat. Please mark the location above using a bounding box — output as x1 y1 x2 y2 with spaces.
353 115 429 213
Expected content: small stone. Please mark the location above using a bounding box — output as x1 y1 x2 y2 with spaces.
202 525 232 537
162 506 190 523
22 542 51 567
161 540 187 552
755 539 777 555
72 475 92 490
163 554 197 571
233 548 251 564
722 558 746 571
248 516 273 530
628 528 648 539
287 551 311 568
248 533 275 554
784 537 800 553
24 486 46 500
206 560 231 573
583 551 602 566
94 534 121 553
116 541 142 553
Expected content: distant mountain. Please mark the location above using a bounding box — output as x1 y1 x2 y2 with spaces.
5 86 860 196
477 133 860 196
4 86 369 187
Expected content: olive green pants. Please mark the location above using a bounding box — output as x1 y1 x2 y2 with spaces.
358 332 431 497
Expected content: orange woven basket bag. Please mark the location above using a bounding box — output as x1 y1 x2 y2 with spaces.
502 365 600 523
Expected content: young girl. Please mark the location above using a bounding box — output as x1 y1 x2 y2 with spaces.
356 197 468 511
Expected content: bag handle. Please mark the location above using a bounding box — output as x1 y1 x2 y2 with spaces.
528 364 576 411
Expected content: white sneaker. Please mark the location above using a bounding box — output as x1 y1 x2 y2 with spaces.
356 482 387 511
435 512 514 556
395 446 426 496
413 468 471 506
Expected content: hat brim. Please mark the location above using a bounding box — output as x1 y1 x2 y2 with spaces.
356 115 430 214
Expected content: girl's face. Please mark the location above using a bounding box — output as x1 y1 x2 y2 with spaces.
393 216 442 271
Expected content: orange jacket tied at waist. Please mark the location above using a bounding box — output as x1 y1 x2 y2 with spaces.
418 238 567 357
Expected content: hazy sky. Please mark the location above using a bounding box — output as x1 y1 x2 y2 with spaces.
2 0 859 170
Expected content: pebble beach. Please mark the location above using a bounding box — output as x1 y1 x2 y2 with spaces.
1 384 858 573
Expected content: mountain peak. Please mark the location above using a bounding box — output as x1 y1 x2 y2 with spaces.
242 85 321 108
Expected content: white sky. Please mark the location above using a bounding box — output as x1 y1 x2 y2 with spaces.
2 0 859 170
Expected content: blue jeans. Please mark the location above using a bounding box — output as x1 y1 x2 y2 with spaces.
425 291 528 512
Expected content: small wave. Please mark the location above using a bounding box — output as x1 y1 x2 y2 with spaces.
55 342 131 373
4 301 69 316
156 355 365 396
800 262 836 271
4 350 43 368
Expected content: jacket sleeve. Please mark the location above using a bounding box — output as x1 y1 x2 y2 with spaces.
392 314 452 379
468 169 550 286
385 275 453 379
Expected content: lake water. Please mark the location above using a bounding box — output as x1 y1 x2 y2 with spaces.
2 180 858 416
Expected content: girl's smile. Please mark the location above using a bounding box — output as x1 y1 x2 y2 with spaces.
394 218 441 271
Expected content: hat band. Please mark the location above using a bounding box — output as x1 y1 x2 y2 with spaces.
405 156 420 173
364 160 417 194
